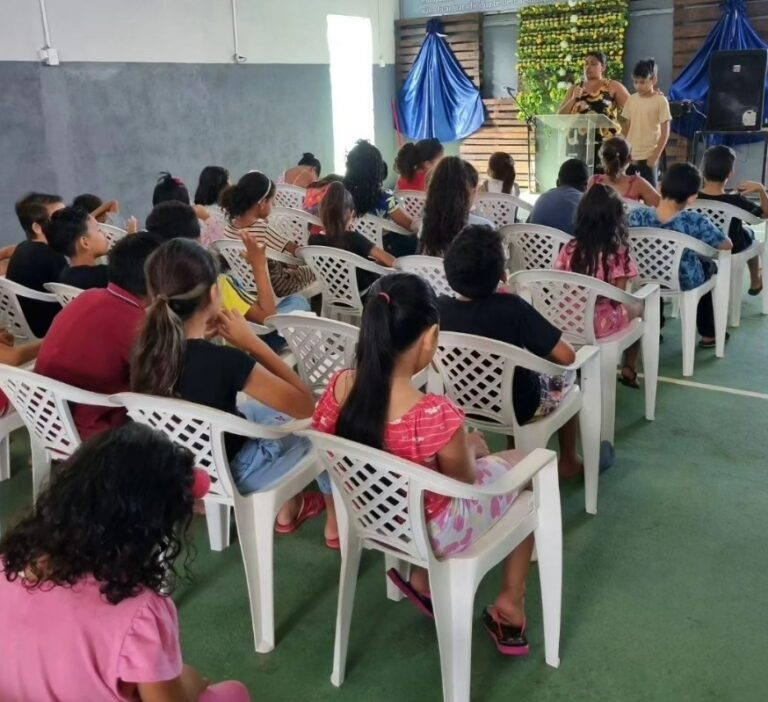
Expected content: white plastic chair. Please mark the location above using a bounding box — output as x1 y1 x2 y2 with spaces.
394 255 457 297
0 409 25 484
44 282 84 307
431 332 602 514
99 223 128 248
629 227 731 376
273 184 307 210
687 200 766 326
510 270 661 444
474 192 532 229
0 278 60 342
501 223 572 275
300 428 562 702
0 365 114 499
266 314 358 397
112 392 319 653
394 190 427 220
268 207 321 247
298 246 393 323
622 198 645 212
355 214 413 249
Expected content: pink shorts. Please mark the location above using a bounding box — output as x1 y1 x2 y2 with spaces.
200 681 251 702
426 453 522 558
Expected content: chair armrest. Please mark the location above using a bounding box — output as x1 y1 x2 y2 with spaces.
268 249 304 266
356 258 397 276
565 344 600 371
15 288 59 304
381 220 412 236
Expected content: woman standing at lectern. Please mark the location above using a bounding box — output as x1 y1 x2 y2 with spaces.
559 52 630 168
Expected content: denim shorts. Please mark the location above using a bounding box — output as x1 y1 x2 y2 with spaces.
230 400 330 495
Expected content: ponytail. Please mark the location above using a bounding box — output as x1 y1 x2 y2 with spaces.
219 171 275 218
394 143 419 181
336 274 439 450
320 182 355 249
488 152 516 195
131 239 218 397
600 137 630 180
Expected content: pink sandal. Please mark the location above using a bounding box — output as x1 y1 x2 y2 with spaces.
275 492 326 534
386 568 434 619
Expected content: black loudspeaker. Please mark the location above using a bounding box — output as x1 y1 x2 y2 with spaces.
707 50 768 131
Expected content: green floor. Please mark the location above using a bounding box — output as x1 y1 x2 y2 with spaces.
2 295 767 701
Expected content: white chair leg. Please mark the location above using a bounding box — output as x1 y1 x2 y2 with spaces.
533 468 563 668
205 501 232 551
384 554 412 602
331 537 363 687
669 296 679 318
580 405 601 516
761 250 768 315
236 498 277 653
642 291 661 421
713 269 730 360
728 259 745 327
0 431 10 481
430 565 477 702
30 438 49 501
678 292 698 377
599 350 618 444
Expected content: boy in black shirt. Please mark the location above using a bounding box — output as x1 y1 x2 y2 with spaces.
698 145 766 294
439 224 583 477
6 192 67 337
45 206 110 290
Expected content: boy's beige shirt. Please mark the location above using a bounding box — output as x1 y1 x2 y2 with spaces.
622 92 672 160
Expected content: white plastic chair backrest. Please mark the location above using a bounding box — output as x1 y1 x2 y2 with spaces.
0 365 85 458
394 190 427 219
628 227 693 292
210 240 256 292
99 224 128 248
273 185 307 210
266 314 358 396
686 200 762 236
474 192 526 228
433 331 571 433
354 214 411 248
300 429 435 561
501 223 572 272
113 392 238 501
509 270 612 346
299 246 381 312
268 207 321 247
0 277 58 341
394 255 456 297
44 283 84 307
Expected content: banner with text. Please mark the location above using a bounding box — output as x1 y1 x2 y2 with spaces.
408 0 564 16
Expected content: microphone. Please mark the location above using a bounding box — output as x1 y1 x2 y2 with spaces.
502 85 517 95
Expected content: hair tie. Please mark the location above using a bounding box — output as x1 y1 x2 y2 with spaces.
378 292 391 304
156 294 169 303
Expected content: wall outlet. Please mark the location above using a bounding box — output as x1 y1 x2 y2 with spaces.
39 47 59 66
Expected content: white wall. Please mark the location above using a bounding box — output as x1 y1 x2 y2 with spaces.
0 0 398 64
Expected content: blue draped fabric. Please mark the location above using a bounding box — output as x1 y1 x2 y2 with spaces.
669 0 768 144
396 19 486 142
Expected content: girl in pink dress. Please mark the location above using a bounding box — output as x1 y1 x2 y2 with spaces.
555 184 642 387
588 136 660 206
312 272 538 657
0 423 251 702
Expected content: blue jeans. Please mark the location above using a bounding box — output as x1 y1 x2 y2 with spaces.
231 399 330 495
261 295 311 352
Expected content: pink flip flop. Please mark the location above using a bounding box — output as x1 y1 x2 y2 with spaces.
275 492 326 534
386 568 434 619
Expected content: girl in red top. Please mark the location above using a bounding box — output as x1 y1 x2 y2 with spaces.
588 136 660 206
394 139 444 191
312 273 536 656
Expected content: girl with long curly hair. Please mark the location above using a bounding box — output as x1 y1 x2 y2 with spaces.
0 423 251 701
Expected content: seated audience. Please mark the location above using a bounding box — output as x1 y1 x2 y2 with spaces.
131 239 337 545
588 136 660 206
0 423 251 702
35 233 161 438
45 206 110 289
310 181 394 290
278 152 322 189
394 138 444 191
344 139 416 257
419 157 489 257
529 159 589 235
194 165 230 247
153 171 191 206
145 201 201 242
313 272 537 653
480 151 521 196
6 192 67 337
0 329 42 417
629 162 732 348
556 185 641 386
439 225 582 477
71 193 138 232
221 171 314 297
698 144 766 294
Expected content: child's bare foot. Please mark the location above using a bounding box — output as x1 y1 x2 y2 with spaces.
558 456 584 479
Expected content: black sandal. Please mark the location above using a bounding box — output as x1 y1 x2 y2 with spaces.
618 365 640 389
748 285 763 296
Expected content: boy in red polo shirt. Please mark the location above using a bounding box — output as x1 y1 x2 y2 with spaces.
35 233 160 438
